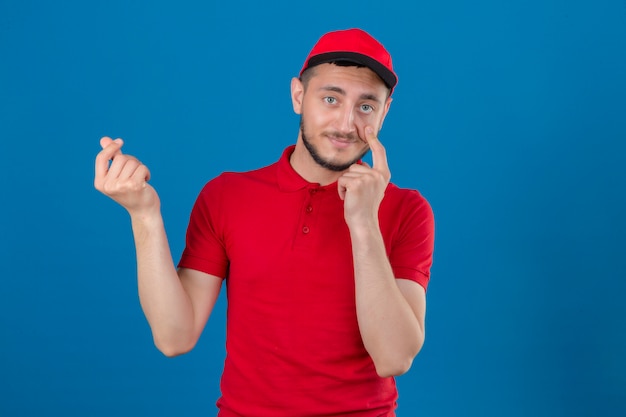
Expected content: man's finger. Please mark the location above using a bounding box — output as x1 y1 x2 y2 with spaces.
337 176 349 201
100 136 112 149
95 137 124 182
133 164 151 183
363 126 389 175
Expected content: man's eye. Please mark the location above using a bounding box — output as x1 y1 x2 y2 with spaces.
324 97 337 104
361 104 373 113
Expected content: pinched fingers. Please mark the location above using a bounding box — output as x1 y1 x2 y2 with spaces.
94 138 123 187
99 136 120 150
97 137 123 160
94 137 150 195
94 137 159 214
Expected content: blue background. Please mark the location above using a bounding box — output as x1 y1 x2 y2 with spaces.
1 1 625 416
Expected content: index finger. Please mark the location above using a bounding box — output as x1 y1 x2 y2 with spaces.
95 137 124 180
364 126 389 176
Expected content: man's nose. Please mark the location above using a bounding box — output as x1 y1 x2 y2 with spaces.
336 106 357 135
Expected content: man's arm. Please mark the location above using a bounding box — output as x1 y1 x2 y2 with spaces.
95 137 222 356
338 127 426 377
350 225 425 377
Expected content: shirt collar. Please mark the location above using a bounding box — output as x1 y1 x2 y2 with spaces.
276 145 311 192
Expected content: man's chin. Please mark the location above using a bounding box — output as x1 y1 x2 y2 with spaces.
300 122 368 171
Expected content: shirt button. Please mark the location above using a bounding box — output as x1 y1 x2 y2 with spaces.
309 188 317 194
302 226 310 234
306 205 313 213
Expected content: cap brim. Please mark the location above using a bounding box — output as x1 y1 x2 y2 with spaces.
306 51 397 90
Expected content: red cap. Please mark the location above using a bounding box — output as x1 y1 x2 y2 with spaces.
300 28 398 92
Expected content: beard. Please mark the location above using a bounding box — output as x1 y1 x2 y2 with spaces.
299 116 369 172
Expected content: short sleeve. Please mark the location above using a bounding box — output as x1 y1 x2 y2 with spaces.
177 175 229 278
388 190 435 291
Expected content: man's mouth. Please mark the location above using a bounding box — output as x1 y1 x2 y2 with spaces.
324 132 360 144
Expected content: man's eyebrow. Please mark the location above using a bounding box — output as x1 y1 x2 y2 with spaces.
359 93 382 104
319 85 382 104
319 85 346 95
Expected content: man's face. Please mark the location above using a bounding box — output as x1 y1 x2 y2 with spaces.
292 63 392 172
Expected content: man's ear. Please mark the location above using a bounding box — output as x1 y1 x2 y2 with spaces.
291 77 304 115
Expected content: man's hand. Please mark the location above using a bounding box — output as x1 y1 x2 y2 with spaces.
94 137 160 216
337 126 391 229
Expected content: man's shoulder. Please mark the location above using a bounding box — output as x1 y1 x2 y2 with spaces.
385 182 430 206
200 160 280 195
382 182 434 221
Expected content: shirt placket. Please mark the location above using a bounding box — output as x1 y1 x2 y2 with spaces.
294 185 323 248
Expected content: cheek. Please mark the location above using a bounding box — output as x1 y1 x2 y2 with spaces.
303 106 332 129
355 114 381 139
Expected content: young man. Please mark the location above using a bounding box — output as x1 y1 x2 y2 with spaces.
95 28 435 417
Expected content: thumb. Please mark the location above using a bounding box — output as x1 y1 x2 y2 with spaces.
338 185 346 201
100 136 123 151
337 177 347 201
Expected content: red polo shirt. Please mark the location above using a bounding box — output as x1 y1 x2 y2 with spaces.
178 146 434 417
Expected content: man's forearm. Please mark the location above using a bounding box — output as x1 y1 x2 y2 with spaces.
131 212 195 356
94 138 199 356
351 223 424 377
